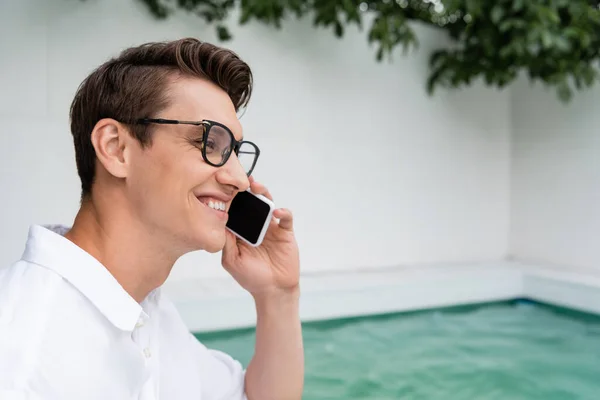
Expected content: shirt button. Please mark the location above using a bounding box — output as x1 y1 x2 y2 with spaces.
143 348 152 358
135 319 144 329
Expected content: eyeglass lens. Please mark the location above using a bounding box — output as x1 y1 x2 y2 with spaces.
237 142 258 175
206 125 257 174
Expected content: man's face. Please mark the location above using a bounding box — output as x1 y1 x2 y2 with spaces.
125 76 250 253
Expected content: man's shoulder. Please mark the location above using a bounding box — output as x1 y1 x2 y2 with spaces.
0 259 64 307
0 258 107 327
0 259 94 349
0 260 64 387
0 260 120 390
0 259 60 303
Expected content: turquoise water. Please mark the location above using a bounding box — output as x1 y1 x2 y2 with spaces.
194 301 600 399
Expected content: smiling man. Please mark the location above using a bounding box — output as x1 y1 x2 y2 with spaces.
0 38 303 400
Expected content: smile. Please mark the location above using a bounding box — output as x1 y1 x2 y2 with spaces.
196 196 228 218
207 199 226 211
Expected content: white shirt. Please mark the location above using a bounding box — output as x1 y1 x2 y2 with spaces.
0 225 248 400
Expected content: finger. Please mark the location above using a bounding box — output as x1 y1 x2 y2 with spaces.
274 208 293 231
221 230 240 269
249 179 273 201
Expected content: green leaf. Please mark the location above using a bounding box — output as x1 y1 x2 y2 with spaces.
513 0 525 12
557 81 572 102
429 50 448 69
582 67 597 86
554 36 571 52
465 0 482 17
334 21 343 37
537 6 560 25
216 25 232 41
581 34 592 48
140 0 171 19
427 66 445 95
499 20 513 32
499 46 513 59
485 70 495 84
588 10 600 24
132 0 600 103
343 0 361 25
240 7 252 24
491 5 504 24
563 27 580 39
541 31 553 48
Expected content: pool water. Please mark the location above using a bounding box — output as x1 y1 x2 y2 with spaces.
194 301 600 399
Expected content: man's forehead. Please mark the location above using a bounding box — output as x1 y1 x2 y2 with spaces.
166 76 243 139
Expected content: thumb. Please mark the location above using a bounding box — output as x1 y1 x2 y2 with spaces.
222 230 240 270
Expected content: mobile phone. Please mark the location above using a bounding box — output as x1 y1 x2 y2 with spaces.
226 189 275 247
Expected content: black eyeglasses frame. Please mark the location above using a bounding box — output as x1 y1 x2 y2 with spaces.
135 118 260 176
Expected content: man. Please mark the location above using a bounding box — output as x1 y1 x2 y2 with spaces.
0 38 303 400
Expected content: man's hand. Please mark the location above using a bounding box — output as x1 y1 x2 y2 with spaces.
221 177 304 400
221 176 300 297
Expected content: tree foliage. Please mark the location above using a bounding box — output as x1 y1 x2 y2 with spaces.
136 0 600 101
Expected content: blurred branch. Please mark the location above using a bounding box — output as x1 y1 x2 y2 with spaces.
129 0 600 102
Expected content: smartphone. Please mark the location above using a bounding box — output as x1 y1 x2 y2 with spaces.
226 189 275 247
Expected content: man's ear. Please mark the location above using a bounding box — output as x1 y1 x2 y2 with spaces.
90 118 130 179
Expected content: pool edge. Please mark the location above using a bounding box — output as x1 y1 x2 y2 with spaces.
165 261 600 333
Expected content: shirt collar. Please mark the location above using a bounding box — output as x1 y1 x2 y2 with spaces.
20 224 147 332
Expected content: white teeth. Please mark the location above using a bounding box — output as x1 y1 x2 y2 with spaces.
207 200 226 211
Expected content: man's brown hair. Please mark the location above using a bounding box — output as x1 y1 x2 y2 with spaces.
69 38 253 199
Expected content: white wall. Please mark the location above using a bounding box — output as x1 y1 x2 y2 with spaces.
0 0 511 280
509 78 600 271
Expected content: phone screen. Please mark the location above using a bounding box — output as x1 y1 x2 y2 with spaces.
226 191 272 244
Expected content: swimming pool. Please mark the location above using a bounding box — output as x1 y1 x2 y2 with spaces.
194 300 600 399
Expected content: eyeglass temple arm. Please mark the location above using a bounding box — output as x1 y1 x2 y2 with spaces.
137 118 205 126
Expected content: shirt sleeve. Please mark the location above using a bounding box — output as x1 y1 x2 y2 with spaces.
187 333 248 400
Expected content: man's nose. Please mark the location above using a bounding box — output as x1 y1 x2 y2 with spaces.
216 153 250 192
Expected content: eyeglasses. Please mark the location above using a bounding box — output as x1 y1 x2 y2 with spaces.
136 118 260 176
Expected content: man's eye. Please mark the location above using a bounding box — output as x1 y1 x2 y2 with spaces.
193 139 217 152
204 139 217 153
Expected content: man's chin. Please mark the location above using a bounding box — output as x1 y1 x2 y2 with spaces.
188 227 227 253
203 242 225 253
199 235 226 253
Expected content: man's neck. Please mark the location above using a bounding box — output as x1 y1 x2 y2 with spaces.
64 198 178 303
